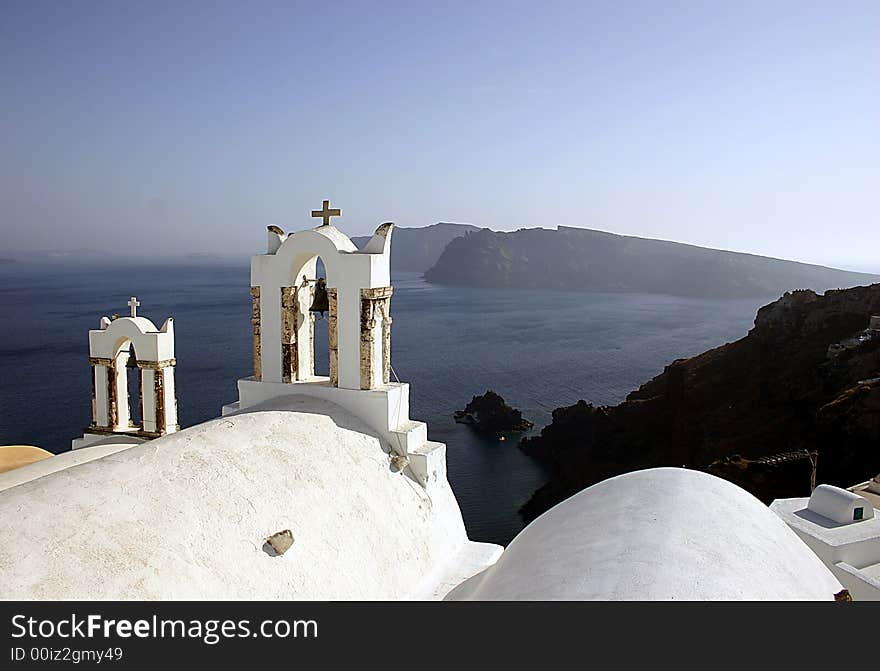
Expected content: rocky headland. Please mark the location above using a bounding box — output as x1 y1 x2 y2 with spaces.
519 283 880 522
424 226 879 298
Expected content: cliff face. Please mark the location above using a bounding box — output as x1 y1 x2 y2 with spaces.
424 226 879 298
352 222 479 273
519 284 880 522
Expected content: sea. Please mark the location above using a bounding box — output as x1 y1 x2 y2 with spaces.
0 261 773 545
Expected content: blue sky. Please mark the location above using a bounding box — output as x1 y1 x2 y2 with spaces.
1 1 878 270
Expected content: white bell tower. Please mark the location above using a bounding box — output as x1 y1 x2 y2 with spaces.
223 200 447 491
72 298 179 450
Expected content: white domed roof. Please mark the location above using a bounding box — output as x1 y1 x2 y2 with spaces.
447 468 843 600
0 396 484 600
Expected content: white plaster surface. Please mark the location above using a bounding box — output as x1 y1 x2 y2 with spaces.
89 316 174 363
0 440 140 493
71 431 146 452
229 379 444 489
447 468 843 600
772 497 880 551
771 496 880 600
0 396 499 600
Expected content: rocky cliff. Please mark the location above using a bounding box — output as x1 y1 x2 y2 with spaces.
424 226 879 298
519 283 880 522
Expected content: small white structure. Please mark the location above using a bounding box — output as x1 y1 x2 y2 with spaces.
870 315 880 331
448 468 843 600
806 484 873 525
72 297 178 450
772 484 880 600
223 201 444 490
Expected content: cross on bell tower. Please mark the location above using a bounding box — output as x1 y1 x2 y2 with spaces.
311 199 341 227
128 296 140 318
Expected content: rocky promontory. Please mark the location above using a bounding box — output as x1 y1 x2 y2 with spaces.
455 391 533 436
519 283 880 522
424 226 879 298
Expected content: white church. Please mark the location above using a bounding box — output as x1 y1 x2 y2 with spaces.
0 201 878 600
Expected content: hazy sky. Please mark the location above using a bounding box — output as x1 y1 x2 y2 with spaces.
2 1 878 270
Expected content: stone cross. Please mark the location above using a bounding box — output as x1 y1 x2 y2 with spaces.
128 296 140 318
311 199 341 227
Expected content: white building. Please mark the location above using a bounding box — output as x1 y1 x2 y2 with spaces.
771 484 880 600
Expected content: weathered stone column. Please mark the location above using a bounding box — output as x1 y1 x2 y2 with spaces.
160 364 178 434
250 286 262 381
90 362 99 426
328 288 339 386
134 359 177 436
360 287 393 390
280 286 299 383
154 367 166 434
359 298 376 390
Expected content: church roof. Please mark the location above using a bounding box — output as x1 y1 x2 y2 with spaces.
0 396 493 600
446 467 843 600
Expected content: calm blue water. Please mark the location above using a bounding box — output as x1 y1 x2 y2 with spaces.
0 262 771 544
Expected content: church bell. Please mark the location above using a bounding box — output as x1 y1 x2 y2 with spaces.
309 278 330 318
125 348 138 369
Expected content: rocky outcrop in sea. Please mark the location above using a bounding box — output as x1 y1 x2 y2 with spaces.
455 391 533 436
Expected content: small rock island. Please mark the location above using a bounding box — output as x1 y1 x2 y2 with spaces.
454 390 533 436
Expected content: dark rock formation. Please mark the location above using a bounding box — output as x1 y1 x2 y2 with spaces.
455 391 533 436
519 284 880 523
424 226 879 298
352 222 480 273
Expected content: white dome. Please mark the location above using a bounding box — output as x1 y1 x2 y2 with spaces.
446 467 843 600
0 396 495 600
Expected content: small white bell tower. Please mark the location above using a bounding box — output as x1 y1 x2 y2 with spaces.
72 297 179 450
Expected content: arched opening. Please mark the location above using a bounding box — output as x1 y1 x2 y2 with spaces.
111 338 142 432
282 254 336 384
312 257 329 377
126 344 142 428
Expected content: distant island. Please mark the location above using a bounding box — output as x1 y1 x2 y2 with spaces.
518 283 880 522
353 222 478 273
424 226 879 298
0 258 15 265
